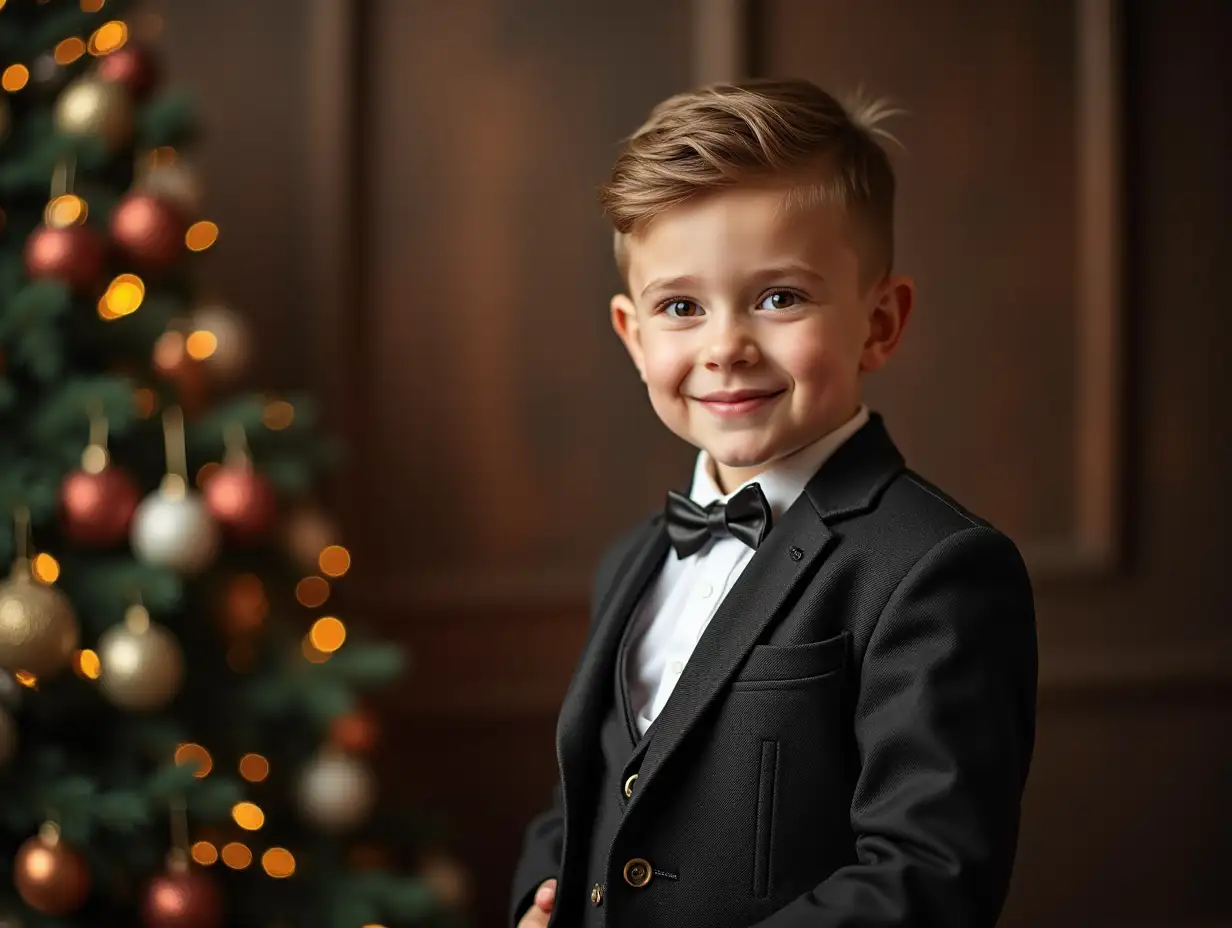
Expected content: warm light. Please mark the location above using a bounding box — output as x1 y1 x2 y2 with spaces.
80 0 106 11
232 801 265 831
191 841 218 865
2 65 30 92
100 273 144 319
44 194 88 230
31 553 60 584
185 330 217 360
88 20 128 55
14 671 37 689
309 617 346 653
174 742 213 777
185 221 218 252
148 146 177 168
318 545 351 578
301 635 330 664
295 576 330 608
196 461 220 488
73 649 101 680
262 847 296 878
239 753 269 783
54 37 87 65
262 400 295 430
133 387 158 418
152 330 186 373
220 842 252 869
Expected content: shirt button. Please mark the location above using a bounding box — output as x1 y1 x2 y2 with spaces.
698 580 714 598
591 883 604 905
669 660 684 675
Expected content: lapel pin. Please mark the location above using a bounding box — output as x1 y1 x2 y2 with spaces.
788 546 803 561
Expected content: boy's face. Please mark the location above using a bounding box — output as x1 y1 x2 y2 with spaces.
611 182 914 492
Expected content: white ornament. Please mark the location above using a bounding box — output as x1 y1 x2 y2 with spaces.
297 750 375 832
130 478 219 575
188 303 250 385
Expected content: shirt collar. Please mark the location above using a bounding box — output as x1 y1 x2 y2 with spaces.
689 404 871 518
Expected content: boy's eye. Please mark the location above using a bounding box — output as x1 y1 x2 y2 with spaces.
664 299 702 318
759 290 800 311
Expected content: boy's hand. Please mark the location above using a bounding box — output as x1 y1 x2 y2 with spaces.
516 878 556 927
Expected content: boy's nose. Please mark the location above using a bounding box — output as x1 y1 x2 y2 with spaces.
702 318 759 369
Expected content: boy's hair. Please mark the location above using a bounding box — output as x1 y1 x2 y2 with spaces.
599 78 903 289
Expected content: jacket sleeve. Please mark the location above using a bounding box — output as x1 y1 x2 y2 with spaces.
508 522 650 926
748 525 1038 928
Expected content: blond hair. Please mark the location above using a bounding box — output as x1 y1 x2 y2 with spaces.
599 78 903 288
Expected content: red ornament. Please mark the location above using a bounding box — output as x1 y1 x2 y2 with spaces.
61 460 140 546
14 826 91 915
23 224 106 290
330 709 379 755
96 44 161 100
141 864 223 928
203 462 276 541
110 193 185 270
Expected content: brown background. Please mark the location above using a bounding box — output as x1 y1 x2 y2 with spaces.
161 0 1231 925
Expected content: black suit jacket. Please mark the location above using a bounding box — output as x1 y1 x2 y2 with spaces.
511 413 1037 927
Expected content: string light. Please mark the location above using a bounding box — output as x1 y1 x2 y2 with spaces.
301 636 330 664
2 65 29 92
261 848 295 878
195 461 220 488
31 553 60 584
185 221 218 252
262 400 294 430
132 387 158 418
54 37 87 64
239 753 269 783
14 671 36 689
309 617 346 653
220 842 252 869
99 273 144 319
174 743 213 777
295 576 330 608
318 545 351 578
73 649 101 680
231 802 264 831
185 329 217 360
87 20 127 56
191 841 218 865
80 0 106 11
45 194 88 228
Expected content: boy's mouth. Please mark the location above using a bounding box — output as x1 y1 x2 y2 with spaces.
694 388 785 417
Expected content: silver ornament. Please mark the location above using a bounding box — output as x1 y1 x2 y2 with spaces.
98 607 184 711
130 479 220 575
0 706 16 767
0 566 79 679
138 161 204 218
297 750 375 832
53 77 132 149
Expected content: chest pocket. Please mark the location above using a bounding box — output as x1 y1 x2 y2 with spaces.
731 631 849 690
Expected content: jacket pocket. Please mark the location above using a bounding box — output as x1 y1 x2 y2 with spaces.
753 739 779 898
733 631 849 688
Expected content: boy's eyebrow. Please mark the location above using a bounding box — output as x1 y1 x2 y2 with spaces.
639 265 826 299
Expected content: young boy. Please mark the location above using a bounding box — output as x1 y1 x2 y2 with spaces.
511 78 1037 928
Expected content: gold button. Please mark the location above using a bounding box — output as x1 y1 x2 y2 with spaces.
623 857 653 888
623 773 638 798
590 883 604 905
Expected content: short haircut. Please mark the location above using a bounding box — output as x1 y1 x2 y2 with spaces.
599 78 903 289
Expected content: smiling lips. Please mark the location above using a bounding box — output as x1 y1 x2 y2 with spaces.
695 388 785 417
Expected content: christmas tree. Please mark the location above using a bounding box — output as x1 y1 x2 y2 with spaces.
0 3 466 926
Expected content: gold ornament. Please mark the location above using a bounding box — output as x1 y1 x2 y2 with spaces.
0 706 16 767
0 562 79 679
98 604 183 710
54 77 132 149
296 749 375 832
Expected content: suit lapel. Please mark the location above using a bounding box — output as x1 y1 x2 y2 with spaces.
625 413 905 812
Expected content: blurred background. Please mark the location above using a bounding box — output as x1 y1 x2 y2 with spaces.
154 0 1229 925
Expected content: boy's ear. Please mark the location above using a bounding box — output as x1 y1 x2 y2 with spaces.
610 293 646 382
859 275 916 374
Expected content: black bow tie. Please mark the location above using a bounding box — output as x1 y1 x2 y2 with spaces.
664 483 774 559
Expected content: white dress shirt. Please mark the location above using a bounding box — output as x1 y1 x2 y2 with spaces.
625 404 870 736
